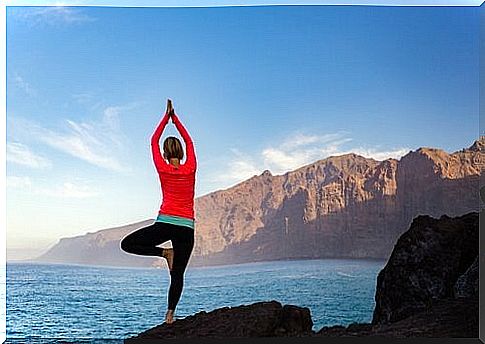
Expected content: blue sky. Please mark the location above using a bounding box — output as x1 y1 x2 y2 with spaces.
6 4 479 259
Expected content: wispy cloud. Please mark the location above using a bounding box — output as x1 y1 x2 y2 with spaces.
218 148 262 183
261 136 354 172
71 92 95 105
8 6 96 27
331 146 411 161
12 72 37 96
210 131 410 188
6 176 32 190
7 142 52 169
7 175 99 199
36 181 100 198
279 131 345 150
10 104 136 173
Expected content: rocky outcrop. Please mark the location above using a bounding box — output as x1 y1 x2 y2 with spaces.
125 301 313 341
316 297 478 338
125 293 478 340
372 211 478 324
322 211 480 337
126 211 479 339
35 138 482 268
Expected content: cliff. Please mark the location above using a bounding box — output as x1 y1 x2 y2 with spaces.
35 137 482 268
191 137 481 266
37 219 157 268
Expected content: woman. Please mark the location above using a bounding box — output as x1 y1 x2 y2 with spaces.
120 99 196 325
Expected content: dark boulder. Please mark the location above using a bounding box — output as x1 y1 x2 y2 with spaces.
372 211 478 325
125 300 313 341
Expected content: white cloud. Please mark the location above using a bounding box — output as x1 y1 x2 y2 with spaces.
331 146 411 161
12 73 37 96
71 92 95 104
210 131 410 188
7 175 98 199
7 142 51 169
216 148 261 183
262 136 355 171
9 6 96 27
35 182 99 198
10 104 135 173
279 131 345 150
6 176 32 190
101 106 124 146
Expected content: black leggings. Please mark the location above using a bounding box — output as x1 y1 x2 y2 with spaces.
120 221 195 311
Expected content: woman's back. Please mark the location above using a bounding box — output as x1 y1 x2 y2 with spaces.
157 164 196 220
151 109 197 221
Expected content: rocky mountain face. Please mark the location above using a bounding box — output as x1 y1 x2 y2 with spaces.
127 211 479 340
38 219 157 268
35 138 482 268
189 137 482 266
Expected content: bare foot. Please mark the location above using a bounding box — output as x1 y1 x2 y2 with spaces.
165 309 175 324
162 248 174 271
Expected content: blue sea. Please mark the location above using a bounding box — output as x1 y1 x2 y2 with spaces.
6 258 386 340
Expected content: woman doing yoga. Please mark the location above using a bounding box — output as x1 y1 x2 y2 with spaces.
120 99 196 325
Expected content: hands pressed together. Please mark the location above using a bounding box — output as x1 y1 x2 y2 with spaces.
166 98 176 122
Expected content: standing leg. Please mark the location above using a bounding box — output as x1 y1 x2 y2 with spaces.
120 221 173 257
167 226 195 314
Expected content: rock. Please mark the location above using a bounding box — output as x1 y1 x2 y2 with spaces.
191 138 481 265
370 297 478 338
454 255 479 298
125 301 313 341
371 212 478 325
316 297 477 338
279 304 314 336
126 209 480 340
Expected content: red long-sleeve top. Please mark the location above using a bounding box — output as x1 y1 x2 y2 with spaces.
151 111 197 220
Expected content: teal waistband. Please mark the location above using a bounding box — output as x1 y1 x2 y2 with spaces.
156 214 194 229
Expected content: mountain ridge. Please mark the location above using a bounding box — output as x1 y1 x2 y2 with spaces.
33 138 482 268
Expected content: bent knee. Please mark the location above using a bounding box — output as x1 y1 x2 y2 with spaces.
120 237 133 253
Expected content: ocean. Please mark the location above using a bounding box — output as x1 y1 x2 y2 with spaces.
6 258 386 340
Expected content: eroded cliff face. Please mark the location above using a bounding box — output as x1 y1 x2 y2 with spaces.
189 138 481 266
36 138 482 268
396 145 481 225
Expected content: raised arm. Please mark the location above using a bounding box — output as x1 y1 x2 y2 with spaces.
171 112 197 170
150 111 171 172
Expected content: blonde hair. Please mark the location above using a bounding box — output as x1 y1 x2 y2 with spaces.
163 136 184 161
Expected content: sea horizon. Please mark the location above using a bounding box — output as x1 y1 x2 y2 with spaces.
5 256 388 269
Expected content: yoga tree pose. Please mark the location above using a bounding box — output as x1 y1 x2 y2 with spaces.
121 99 197 324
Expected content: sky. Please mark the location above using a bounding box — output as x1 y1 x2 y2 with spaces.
5 4 479 260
